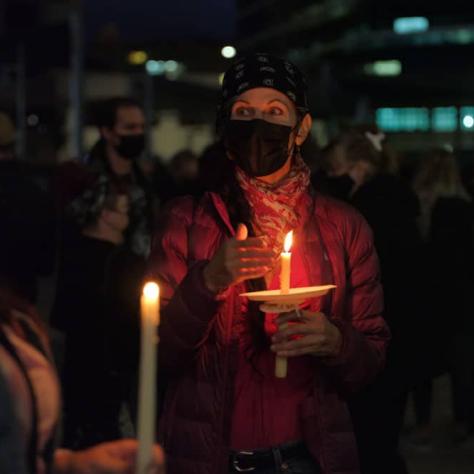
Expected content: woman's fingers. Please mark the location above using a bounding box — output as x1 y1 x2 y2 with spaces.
234 249 275 260
235 237 268 249
203 231 275 292
272 323 316 343
271 335 325 356
275 311 323 326
273 345 324 357
238 270 271 281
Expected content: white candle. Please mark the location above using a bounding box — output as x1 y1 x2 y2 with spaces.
136 282 160 474
275 345 288 378
276 231 293 378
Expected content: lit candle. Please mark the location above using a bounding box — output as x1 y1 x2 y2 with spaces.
280 231 293 294
276 231 293 378
136 282 160 474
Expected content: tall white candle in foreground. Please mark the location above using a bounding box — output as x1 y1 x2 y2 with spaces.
136 282 160 474
276 231 293 378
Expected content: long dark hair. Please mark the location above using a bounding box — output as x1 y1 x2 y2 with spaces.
199 141 268 356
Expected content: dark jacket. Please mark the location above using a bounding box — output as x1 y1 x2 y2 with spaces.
148 191 390 474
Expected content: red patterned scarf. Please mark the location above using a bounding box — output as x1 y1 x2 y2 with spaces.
235 154 312 256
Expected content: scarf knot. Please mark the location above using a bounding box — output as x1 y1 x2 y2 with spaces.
235 155 312 255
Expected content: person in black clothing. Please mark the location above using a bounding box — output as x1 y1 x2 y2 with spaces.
310 140 355 201
0 112 55 304
167 149 201 199
413 149 474 444
322 126 423 474
51 97 155 449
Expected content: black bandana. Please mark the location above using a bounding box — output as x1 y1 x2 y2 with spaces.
218 53 309 119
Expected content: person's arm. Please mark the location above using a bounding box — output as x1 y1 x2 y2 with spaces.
148 199 274 374
53 440 165 474
0 368 28 474
147 199 221 374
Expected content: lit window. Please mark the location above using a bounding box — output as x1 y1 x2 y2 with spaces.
376 108 429 132
393 17 429 35
432 107 457 132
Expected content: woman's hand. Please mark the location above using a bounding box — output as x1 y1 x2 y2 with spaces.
271 311 342 358
203 223 275 293
55 439 165 474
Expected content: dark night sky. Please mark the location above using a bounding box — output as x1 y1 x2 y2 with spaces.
84 0 237 42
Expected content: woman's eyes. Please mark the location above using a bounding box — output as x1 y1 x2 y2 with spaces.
268 107 284 116
232 105 287 118
234 107 253 117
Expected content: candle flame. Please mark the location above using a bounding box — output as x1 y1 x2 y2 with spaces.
143 282 159 300
283 231 293 253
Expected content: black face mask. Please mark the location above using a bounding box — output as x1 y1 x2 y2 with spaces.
115 134 146 160
223 119 295 177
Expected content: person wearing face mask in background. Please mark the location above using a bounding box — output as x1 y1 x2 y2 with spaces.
51 97 156 449
148 54 389 474
321 128 423 474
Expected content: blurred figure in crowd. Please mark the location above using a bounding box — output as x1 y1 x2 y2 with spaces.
148 154 175 204
0 112 55 305
51 97 155 448
322 126 422 474
198 140 227 190
0 283 165 474
461 162 474 199
168 149 201 198
412 148 474 445
0 111 16 161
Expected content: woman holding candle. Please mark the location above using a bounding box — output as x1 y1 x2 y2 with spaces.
149 53 389 474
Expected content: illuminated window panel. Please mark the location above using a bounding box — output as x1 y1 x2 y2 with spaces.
432 107 457 132
376 108 430 132
393 17 429 35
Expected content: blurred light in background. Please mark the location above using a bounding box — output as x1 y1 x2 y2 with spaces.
146 60 165 76
462 115 474 129
165 61 185 80
146 59 184 80
221 45 237 59
27 114 39 127
218 73 225 85
461 107 474 130
128 50 149 65
454 29 474 45
164 60 179 73
364 60 402 76
393 17 430 35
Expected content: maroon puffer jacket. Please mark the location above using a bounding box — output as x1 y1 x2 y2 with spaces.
148 191 389 474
